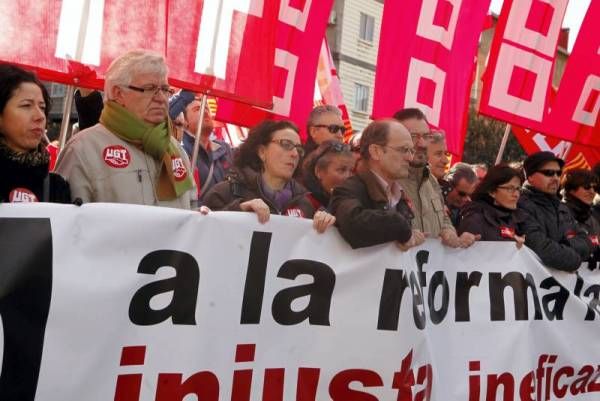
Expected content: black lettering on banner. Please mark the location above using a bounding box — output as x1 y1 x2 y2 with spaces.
0 218 53 401
377 269 410 331
428 271 449 324
240 232 272 324
539 277 569 320
129 250 199 325
271 260 336 326
583 284 600 321
455 272 482 322
489 272 543 321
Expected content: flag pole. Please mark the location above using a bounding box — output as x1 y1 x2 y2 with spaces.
495 123 512 165
190 94 209 179
57 0 91 154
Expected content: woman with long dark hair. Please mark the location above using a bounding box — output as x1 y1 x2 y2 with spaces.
0 64 70 203
203 120 336 232
458 164 526 247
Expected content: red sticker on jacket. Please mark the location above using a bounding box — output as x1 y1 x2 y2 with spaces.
9 188 38 203
171 156 188 181
500 226 515 239
565 230 577 239
590 235 599 246
103 145 131 168
285 208 305 218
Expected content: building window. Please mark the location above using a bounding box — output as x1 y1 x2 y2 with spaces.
50 83 66 98
354 83 370 112
359 13 375 42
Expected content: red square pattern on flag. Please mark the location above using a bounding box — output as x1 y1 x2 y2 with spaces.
508 66 538 102
433 0 454 31
584 89 600 113
525 0 554 36
417 77 437 108
289 0 308 9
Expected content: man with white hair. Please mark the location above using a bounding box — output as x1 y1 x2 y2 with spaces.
304 105 346 156
56 50 196 208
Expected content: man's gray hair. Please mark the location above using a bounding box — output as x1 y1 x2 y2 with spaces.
104 50 168 100
446 162 477 186
307 105 342 127
429 130 446 145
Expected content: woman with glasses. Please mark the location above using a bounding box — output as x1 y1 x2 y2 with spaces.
203 120 336 233
301 140 355 210
562 169 600 269
458 165 526 247
0 64 70 203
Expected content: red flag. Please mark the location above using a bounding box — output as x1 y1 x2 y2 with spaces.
373 0 490 159
479 0 569 131
543 0 600 146
314 40 353 142
0 0 279 107
215 0 335 139
512 126 600 170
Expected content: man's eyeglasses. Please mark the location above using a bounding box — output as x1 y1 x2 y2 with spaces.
385 145 416 156
313 124 346 134
410 132 434 142
497 185 521 194
582 184 597 191
126 84 175 97
457 190 471 198
537 169 562 177
271 139 305 157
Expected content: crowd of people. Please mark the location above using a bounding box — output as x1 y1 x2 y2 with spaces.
2 50 600 272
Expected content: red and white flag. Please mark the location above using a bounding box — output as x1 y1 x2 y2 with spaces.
543 0 600 146
512 125 600 170
314 40 353 142
0 0 279 108
216 0 335 139
372 0 490 158
479 0 569 131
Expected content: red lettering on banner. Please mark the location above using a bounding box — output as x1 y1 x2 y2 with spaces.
103 145 131 168
329 369 383 401
114 346 146 401
8 188 38 203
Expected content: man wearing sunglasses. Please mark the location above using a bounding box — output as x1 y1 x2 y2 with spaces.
393 108 478 248
304 105 346 156
444 163 478 227
518 151 591 271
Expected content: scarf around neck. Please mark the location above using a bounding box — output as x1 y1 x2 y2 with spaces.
100 101 193 200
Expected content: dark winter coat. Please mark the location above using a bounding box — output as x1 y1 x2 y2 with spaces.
563 194 600 270
329 161 414 249
518 185 591 272
203 167 316 218
458 197 526 241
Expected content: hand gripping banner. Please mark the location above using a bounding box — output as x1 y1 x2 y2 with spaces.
1 204 600 401
373 0 490 158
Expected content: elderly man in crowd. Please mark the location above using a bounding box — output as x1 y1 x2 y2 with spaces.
304 105 346 157
444 163 478 227
56 50 196 208
330 119 425 250
393 108 478 248
519 151 591 271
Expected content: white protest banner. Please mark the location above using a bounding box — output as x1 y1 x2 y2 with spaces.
0 203 599 401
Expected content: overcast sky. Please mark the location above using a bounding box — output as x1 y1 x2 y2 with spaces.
489 0 591 51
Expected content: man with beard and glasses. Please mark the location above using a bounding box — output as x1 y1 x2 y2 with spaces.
393 108 478 248
518 151 591 272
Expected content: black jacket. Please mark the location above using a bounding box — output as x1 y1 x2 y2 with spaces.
518 185 591 272
458 197 526 241
0 148 70 203
203 167 316 218
329 162 414 249
563 194 600 270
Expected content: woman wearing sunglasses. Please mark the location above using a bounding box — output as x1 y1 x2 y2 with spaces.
203 120 336 233
458 165 526 247
0 64 70 203
562 169 600 269
301 140 355 210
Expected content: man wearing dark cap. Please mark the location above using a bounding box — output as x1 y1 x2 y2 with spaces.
518 151 591 272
